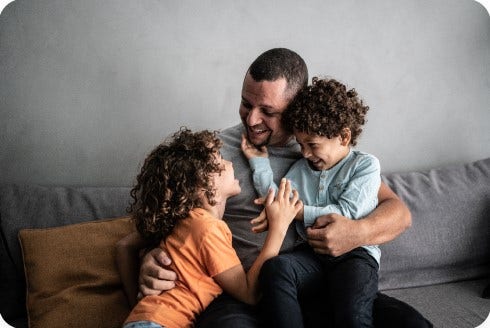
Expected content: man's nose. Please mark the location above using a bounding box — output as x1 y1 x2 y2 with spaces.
247 108 262 126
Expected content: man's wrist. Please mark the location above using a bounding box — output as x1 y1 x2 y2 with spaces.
354 218 370 247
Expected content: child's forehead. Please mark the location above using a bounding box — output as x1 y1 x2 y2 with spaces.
295 130 324 142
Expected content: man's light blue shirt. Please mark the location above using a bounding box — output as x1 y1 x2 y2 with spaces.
248 149 381 265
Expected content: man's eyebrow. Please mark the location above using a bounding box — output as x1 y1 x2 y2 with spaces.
241 96 276 111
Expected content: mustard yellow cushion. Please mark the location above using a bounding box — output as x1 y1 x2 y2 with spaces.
18 217 134 328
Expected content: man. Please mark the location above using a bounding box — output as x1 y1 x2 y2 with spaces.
137 48 431 327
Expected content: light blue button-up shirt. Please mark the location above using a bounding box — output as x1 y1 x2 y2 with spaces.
248 149 381 264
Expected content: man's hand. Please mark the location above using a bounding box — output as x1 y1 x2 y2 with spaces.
138 247 177 297
241 134 268 159
251 208 269 233
306 213 363 257
250 195 269 233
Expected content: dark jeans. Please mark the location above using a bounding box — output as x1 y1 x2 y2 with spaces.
195 248 433 328
259 246 378 328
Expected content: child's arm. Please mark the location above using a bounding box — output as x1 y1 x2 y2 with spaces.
303 155 381 228
214 179 302 305
116 231 148 307
241 134 278 197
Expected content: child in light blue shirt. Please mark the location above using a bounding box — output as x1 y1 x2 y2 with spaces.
242 77 380 327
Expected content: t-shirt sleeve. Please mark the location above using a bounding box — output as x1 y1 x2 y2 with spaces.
200 221 242 277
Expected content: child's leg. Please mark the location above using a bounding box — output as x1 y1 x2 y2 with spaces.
258 244 323 328
323 248 378 328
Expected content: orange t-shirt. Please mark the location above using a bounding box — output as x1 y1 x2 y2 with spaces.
125 208 242 328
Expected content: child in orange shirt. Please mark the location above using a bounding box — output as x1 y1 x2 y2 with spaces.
117 128 302 328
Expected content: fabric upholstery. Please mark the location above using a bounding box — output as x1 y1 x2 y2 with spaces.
384 278 490 327
0 184 131 325
379 158 490 290
18 217 133 328
0 158 489 327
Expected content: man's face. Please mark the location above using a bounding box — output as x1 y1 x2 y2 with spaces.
239 73 292 147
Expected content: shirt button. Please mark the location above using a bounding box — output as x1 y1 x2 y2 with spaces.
319 185 324 191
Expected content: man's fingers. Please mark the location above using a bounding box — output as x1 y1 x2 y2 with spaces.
254 197 266 205
250 210 266 225
252 220 268 233
139 280 175 297
305 226 325 241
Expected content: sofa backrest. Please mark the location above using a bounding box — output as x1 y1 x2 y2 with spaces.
379 157 490 290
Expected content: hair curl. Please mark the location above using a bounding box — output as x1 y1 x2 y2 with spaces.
128 127 223 246
282 77 369 146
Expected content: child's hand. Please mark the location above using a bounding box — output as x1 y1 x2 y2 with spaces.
265 179 302 233
241 134 268 159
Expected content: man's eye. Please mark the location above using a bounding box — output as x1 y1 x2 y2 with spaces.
241 101 252 109
262 110 279 117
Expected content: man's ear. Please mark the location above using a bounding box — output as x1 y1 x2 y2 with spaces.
340 128 351 146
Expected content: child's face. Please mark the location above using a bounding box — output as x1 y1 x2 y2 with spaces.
295 130 349 171
212 152 241 198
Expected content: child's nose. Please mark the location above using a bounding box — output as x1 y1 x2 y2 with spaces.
301 148 311 158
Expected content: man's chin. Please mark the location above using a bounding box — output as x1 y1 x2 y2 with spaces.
247 133 270 148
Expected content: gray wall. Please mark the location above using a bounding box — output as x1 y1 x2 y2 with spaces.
1 0 489 186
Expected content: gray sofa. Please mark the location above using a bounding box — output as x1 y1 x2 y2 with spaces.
1 158 489 328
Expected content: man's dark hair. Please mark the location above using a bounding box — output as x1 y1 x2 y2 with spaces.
248 48 308 99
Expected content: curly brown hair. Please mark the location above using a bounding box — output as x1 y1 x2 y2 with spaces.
128 127 223 246
282 77 369 146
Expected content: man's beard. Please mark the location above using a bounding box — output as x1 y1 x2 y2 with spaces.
247 130 271 148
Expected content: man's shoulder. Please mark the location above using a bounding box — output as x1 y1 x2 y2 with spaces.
219 124 243 143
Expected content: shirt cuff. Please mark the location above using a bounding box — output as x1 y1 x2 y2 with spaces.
248 157 270 171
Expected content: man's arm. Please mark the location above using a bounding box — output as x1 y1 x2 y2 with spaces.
116 231 146 307
306 182 411 257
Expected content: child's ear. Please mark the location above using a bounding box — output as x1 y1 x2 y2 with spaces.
340 128 351 146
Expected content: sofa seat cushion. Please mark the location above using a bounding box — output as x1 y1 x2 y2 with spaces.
384 278 490 328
